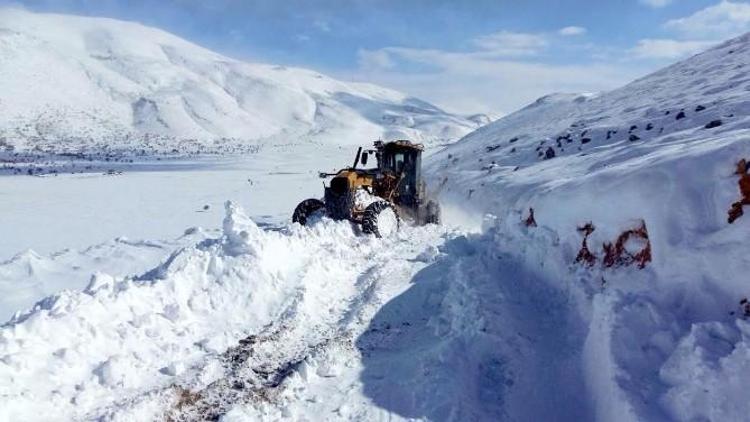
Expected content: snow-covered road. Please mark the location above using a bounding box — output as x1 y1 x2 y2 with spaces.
0 203 443 420
0 202 596 421
3 196 749 422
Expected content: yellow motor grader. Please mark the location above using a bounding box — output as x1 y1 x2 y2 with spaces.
292 140 440 237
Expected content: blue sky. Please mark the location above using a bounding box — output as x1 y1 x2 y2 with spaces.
3 0 750 113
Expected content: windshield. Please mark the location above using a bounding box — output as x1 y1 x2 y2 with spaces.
385 151 411 173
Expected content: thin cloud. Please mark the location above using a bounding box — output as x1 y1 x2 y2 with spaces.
472 31 548 56
559 26 586 36
664 0 750 40
629 1 746 60
639 0 673 8
357 48 394 70
353 30 648 114
313 19 331 32
350 59 644 115
630 38 715 59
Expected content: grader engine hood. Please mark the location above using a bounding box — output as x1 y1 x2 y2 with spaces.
324 170 375 221
331 170 374 191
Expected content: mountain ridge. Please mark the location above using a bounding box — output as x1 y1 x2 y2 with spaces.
0 8 482 153
431 32 749 172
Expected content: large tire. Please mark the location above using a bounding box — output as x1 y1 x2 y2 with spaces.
362 201 400 238
292 198 325 226
425 200 441 225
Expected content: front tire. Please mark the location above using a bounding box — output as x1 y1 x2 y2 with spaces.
293 198 325 226
362 201 400 238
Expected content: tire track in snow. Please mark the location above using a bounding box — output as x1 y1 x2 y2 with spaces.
73 219 367 421
164 226 446 421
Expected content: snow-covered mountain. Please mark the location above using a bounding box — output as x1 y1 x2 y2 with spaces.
428 31 750 236
0 8 480 153
430 33 749 173
425 32 750 421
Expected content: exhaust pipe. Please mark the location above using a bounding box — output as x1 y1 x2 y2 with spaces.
352 146 362 169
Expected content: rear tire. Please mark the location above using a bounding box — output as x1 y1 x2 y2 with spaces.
362 201 400 238
293 199 325 226
425 200 441 225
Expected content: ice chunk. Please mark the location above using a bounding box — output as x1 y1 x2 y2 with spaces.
222 201 263 256
160 362 185 377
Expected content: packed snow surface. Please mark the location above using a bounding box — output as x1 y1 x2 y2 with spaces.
0 8 480 154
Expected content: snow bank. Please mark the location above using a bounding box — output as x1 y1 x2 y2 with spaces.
0 202 332 420
426 31 750 421
0 233 207 321
470 214 750 421
353 225 593 421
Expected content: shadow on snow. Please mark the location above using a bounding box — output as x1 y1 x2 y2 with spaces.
355 233 595 421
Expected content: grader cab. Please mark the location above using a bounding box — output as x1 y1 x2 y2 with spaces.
292 140 440 237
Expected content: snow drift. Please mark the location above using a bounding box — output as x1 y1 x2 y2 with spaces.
0 8 480 153
427 32 750 421
0 232 209 322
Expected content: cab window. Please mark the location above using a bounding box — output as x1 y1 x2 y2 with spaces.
394 153 405 172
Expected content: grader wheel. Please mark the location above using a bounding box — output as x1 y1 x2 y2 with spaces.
292 199 325 226
362 201 400 238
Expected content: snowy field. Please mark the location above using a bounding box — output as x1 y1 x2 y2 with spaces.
0 144 351 258
0 143 362 320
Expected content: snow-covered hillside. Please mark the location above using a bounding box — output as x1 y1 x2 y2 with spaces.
0 8 480 154
431 32 749 173
426 32 750 421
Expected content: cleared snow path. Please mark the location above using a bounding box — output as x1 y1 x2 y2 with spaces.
165 212 449 421
354 229 592 421
168 208 592 421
